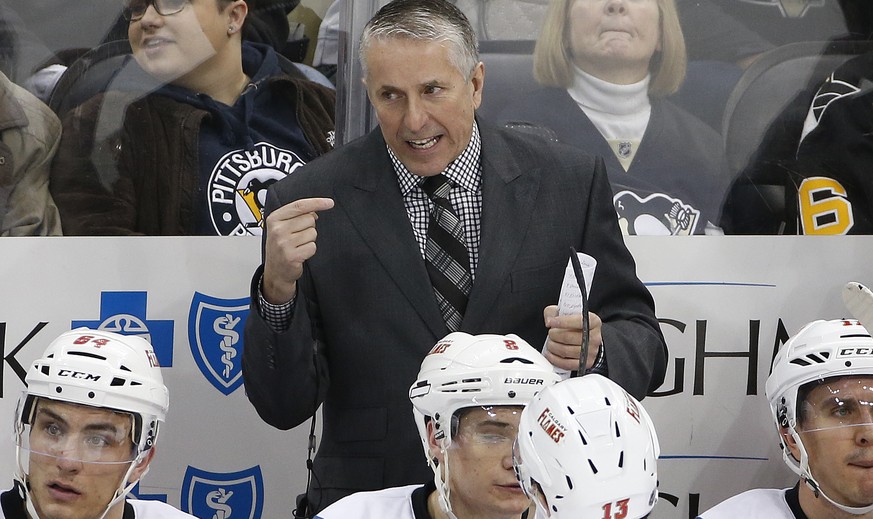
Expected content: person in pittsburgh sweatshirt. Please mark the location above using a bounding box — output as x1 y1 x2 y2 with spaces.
50 0 336 235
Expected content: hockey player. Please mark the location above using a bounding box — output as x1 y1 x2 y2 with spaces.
513 374 660 518
2 328 195 519
315 332 561 519
699 318 873 518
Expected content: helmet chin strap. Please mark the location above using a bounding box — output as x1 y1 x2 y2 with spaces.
433 440 459 519
14 443 45 519
100 454 149 519
793 429 873 515
15 444 148 519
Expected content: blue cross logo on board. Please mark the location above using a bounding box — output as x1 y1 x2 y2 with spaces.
182 466 264 519
72 291 174 367
188 292 250 395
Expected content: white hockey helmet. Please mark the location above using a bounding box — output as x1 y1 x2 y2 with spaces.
14 328 169 518
409 332 561 452
409 332 560 518
514 375 659 519
765 318 873 514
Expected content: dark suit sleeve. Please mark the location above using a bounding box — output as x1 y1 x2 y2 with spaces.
582 157 667 398
242 189 329 429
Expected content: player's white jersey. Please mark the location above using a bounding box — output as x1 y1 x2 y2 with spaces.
0 489 197 519
315 484 423 519
129 499 199 518
697 488 796 519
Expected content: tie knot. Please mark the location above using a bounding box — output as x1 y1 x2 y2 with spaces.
421 174 453 201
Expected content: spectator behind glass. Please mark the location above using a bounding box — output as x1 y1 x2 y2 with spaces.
675 1 871 131
242 0 665 512
721 51 873 235
5 328 195 519
48 0 336 236
718 3 873 235
499 0 729 236
0 68 61 236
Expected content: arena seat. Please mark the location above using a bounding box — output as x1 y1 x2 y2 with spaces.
476 39 538 122
47 39 156 118
721 40 873 178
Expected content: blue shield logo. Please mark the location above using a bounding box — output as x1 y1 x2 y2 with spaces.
188 292 250 395
181 466 264 519
73 291 175 367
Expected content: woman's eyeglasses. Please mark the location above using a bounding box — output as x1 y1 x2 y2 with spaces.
122 0 189 21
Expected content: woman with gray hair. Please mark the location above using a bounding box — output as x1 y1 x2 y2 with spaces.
500 0 729 236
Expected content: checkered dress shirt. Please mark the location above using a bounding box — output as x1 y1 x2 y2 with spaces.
390 122 483 276
258 123 483 331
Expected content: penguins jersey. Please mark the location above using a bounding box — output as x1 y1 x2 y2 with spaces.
791 52 873 235
499 89 729 236
314 484 430 519
697 487 802 519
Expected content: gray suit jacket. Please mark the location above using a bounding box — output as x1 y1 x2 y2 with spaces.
242 122 666 512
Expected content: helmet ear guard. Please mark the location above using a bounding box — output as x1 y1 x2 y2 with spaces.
776 400 790 428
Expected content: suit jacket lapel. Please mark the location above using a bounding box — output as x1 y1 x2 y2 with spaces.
333 130 448 338
463 124 542 330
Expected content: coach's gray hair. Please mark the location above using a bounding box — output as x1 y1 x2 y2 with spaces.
359 0 479 80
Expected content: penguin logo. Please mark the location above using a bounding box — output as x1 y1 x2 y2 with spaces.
614 190 701 236
208 142 306 235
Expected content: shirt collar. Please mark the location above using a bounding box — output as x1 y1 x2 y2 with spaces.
391 121 482 196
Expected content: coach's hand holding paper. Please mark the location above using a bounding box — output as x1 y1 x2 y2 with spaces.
543 252 601 376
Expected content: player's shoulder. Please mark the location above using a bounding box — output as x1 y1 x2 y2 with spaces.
830 51 873 87
315 484 420 519
806 51 873 118
129 499 198 518
697 488 793 519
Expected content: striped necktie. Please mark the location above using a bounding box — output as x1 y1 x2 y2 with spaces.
421 174 472 331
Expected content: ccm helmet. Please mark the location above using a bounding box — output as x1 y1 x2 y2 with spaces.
766 318 873 515
14 328 169 519
514 375 659 519
409 332 560 518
